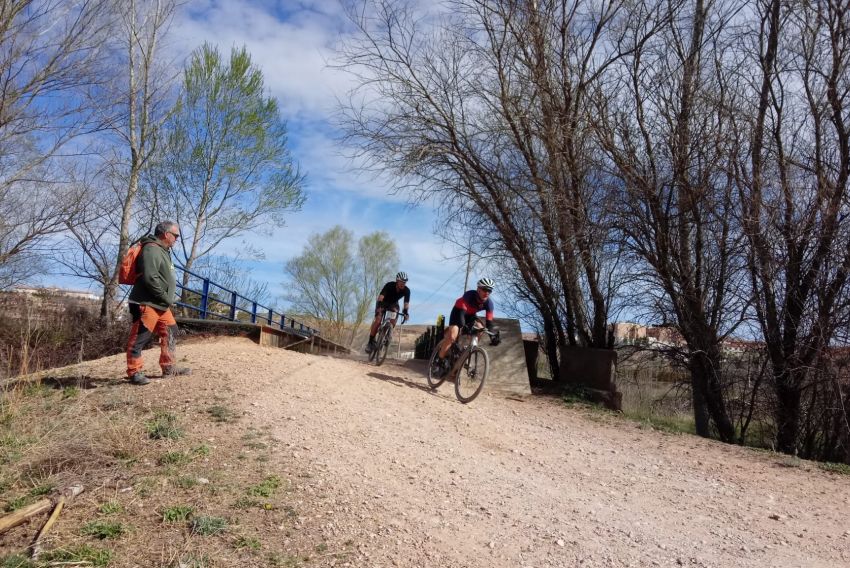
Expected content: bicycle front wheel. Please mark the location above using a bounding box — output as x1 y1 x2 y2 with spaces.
454 346 489 403
375 326 391 365
427 345 447 389
367 334 378 362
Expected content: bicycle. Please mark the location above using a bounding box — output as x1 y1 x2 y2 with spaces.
427 319 500 403
368 308 405 366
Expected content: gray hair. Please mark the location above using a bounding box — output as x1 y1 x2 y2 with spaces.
154 221 177 237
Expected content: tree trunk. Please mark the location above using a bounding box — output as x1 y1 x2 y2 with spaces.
776 379 802 455
542 314 560 384
99 279 117 320
689 347 736 442
690 371 711 438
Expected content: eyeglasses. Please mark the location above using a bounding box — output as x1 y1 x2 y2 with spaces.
478 287 492 294
168 231 180 238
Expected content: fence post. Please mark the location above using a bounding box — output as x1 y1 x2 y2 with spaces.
229 292 237 321
200 279 210 320
251 301 257 324
268 307 273 325
279 314 285 330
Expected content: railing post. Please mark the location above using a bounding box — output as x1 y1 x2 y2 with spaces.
268 307 273 325
251 301 257 324
229 292 237 321
279 314 285 330
200 279 210 320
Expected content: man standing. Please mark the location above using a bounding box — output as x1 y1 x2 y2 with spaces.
365 271 411 353
126 221 191 385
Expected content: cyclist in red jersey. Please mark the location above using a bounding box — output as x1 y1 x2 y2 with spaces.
433 277 496 364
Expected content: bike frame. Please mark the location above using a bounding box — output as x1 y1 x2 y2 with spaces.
426 317 498 402
380 309 399 328
371 308 403 365
447 320 496 368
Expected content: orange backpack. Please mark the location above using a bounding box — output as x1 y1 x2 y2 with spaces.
118 242 146 285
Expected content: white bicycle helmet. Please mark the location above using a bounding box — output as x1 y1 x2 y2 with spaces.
396 271 408 282
477 277 495 291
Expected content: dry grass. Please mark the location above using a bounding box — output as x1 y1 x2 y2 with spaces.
0 371 340 567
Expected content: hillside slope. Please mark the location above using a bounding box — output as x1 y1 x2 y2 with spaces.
2 337 848 567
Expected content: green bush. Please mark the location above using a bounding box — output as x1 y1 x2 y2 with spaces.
1 554 35 568
247 476 281 498
146 412 182 440
39 545 112 566
206 405 236 423
158 451 190 466
162 505 194 523
81 520 125 539
98 501 124 515
191 516 228 536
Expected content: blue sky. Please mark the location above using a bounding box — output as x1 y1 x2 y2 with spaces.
36 0 480 324
166 0 478 324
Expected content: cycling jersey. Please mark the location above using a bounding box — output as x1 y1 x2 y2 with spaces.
378 281 411 307
453 289 494 322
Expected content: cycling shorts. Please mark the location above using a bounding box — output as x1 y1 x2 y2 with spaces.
376 302 401 316
449 306 467 328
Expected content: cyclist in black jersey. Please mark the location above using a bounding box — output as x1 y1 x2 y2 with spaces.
365 271 411 353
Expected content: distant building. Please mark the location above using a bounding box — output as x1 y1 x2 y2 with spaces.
14 286 101 302
0 286 102 322
720 338 764 355
611 322 647 345
612 322 687 347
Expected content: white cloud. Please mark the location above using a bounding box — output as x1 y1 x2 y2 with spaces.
173 0 354 119
156 2 482 323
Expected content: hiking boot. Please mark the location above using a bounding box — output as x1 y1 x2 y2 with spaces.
162 366 192 377
365 339 375 354
129 372 150 385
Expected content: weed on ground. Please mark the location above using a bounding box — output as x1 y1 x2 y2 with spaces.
0 365 348 567
820 461 850 475
145 411 182 440
191 515 228 536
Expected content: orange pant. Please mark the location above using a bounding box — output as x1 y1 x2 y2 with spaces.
126 304 177 377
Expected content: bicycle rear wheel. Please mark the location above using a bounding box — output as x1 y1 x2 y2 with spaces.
454 346 489 403
375 326 391 365
427 345 447 389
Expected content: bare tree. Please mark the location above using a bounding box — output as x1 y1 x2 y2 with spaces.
0 0 114 289
735 0 850 457
338 0 635 384
96 0 178 320
593 0 751 441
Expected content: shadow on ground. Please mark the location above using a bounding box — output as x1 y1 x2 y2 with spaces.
366 371 435 394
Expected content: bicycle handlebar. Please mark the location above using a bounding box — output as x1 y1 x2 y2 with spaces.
380 308 407 325
461 319 500 344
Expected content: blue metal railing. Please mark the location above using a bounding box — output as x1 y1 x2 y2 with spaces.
174 266 319 335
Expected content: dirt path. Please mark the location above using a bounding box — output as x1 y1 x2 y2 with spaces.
159 337 847 568
30 336 849 567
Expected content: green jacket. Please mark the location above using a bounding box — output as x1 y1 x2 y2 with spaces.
129 235 176 311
